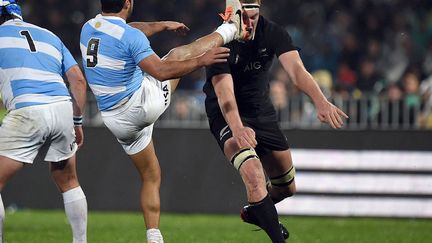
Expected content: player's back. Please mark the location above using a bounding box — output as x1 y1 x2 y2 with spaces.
0 19 74 112
80 14 154 112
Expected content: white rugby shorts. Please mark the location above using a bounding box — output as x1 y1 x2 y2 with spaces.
0 101 77 163
101 75 171 155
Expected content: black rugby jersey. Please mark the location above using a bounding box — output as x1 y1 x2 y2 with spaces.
204 16 297 121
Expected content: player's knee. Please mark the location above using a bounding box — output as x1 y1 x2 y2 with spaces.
224 138 240 152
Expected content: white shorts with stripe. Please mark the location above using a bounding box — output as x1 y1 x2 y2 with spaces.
0 101 77 163
101 75 171 155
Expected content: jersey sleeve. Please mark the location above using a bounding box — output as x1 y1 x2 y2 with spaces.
206 44 232 80
206 61 231 80
268 22 298 57
125 28 155 64
60 41 78 74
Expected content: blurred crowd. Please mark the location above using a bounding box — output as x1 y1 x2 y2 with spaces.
3 0 432 128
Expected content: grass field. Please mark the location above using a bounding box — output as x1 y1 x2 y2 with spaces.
2 210 432 242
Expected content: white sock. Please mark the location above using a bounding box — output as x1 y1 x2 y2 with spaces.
62 187 87 243
215 23 237 44
147 228 164 243
0 194 4 243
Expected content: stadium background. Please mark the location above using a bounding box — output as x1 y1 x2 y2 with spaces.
1 0 432 242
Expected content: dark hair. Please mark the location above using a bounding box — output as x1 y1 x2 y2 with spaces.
100 0 126 13
0 8 14 23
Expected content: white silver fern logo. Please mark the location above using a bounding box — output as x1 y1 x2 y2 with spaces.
219 125 231 140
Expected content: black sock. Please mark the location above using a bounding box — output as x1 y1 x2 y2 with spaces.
247 195 285 243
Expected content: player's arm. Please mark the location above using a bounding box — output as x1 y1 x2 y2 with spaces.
279 51 348 128
65 65 87 147
212 73 257 148
138 48 230 81
129 21 189 37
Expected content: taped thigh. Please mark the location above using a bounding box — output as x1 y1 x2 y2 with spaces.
269 166 296 187
230 148 259 170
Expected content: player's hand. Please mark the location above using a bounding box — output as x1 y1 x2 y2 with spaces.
199 47 230 66
316 100 349 129
74 125 84 149
164 21 190 35
232 126 257 148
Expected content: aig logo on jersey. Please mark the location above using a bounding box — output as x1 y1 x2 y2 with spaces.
244 61 262 72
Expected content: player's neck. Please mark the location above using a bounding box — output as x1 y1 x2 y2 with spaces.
101 11 128 21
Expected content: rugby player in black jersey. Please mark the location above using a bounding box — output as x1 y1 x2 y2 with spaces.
205 0 348 242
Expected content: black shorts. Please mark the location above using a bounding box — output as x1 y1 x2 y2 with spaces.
208 115 290 157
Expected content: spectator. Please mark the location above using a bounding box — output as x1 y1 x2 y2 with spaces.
402 72 422 126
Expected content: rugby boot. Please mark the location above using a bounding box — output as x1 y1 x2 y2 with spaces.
240 205 290 240
219 0 251 41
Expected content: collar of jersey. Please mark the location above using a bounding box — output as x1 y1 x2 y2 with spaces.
1 18 23 26
96 14 126 23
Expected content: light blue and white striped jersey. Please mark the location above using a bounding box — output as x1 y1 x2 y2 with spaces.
0 19 76 111
80 14 155 112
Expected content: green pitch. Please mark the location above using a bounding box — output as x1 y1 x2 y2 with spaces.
3 210 432 242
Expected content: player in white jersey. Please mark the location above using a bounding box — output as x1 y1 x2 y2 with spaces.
0 1 88 242
80 0 247 242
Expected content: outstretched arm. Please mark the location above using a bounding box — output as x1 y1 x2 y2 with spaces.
212 73 257 148
279 51 348 128
129 21 189 37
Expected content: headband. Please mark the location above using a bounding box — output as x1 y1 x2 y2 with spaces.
0 0 23 20
242 3 260 10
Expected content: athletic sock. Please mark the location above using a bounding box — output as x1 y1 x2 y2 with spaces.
247 195 285 243
62 187 87 243
215 23 237 44
147 228 164 243
0 194 4 243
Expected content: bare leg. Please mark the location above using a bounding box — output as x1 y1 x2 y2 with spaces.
162 32 225 92
50 156 87 243
163 33 224 61
222 139 286 242
129 140 161 229
50 156 80 192
0 156 24 243
0 156 24 191
223 139 267 202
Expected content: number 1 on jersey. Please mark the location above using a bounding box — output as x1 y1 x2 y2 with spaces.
86 38 100 68
20 30 37 52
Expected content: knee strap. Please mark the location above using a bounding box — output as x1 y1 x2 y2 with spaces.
270 166 296 187
230 148 259 170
